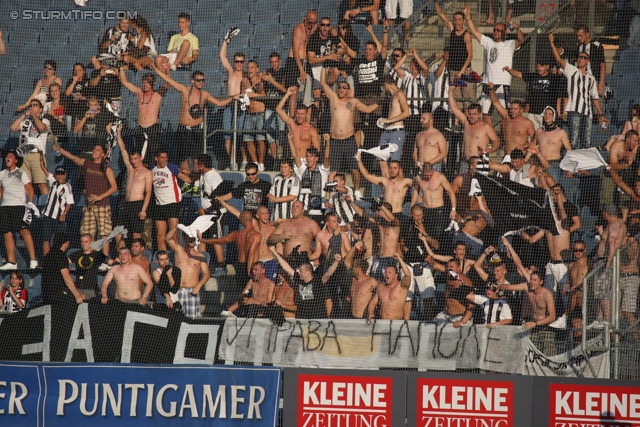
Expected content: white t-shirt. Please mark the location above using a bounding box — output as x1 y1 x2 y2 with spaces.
152 163 182 205
480 36 517 86
0 168 31 206
473 295 512 324
18 116 50 152
198 169 223 210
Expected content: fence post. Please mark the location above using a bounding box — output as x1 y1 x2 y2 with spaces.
613 249 621 379
231 99 239 171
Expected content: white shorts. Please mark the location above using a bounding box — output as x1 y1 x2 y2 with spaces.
160 52 178 65
385 0 413 19
480 85 506 115
433 311 462 325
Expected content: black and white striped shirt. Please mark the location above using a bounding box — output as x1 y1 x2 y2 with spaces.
42 173 74 220
563 63 599 118
294 160 329 215
329 187 357 226
269 173 300 221
401 73 428 116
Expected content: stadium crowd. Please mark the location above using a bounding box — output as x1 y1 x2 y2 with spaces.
0 1 638 348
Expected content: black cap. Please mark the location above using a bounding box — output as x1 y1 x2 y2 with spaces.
55 166 66 175
536 57 551 66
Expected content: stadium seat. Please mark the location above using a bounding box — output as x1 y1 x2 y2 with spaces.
227 198 244 213
69 30 102 48
37 194 48 208
220 9 251 29
26 274 42 309
258 173 272 183
280 6 309 25
192 5 222 24
370 184 383 198
9 27 40 44
220 171 245 186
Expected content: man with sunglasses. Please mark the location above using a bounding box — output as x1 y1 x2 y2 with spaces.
575 25 606 97
222 162 272 215
307 16 341 84
552 240 591 331
220 31 247 170
549 33 608 149
152 65 233 173
467 282 512 328
463 6 524 128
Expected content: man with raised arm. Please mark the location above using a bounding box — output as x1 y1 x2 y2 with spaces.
288 136 330 225
410 162 457 240
548 32 607 149
101 247 154 306
283 10 317 112
346 251 379 319
165 226 210 318
220 28 247 169
463 5 524 128
321 65 379 199
355 157 413 218
199 209 260 300
448 86 500 174
377 75 410 178
434 259 475 327
114 125 152 250
367 254 411 321
487 83 535 156
480 146 549 188
118 69 165 165
412 112 448 172
152 65 233 172
276 87 320 157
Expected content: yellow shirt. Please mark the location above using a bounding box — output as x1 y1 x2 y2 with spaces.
167 32 199 57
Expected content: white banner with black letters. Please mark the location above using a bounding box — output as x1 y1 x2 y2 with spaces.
218 319 609 377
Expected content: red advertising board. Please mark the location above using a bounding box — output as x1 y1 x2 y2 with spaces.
550 383 640 426
297 374 393 427
416 378 514 427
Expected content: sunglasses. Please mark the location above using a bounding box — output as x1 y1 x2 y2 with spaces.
577 56 589 60
306 21 317 26
339 85 349 89
573 248 585 253
246 172 258 177
493 28 506 33
393 54 402 58
320 23 331 27
194 78 205 82
44 66 55 70
234 60 245 64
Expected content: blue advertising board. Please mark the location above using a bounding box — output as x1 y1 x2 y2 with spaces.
0 363 281 427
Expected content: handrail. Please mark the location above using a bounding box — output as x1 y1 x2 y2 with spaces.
580 258 605 378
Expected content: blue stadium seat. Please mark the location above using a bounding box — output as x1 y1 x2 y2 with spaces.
258 173 272 183
38 194 48 208
9 27 40 44
252 10 280 26
163 0 196 17
220 171 245 186
370 184 383 198
228 198 244 212
69 30 102 47
192 6 222 24
220 9 251 28
280 7 308 25
27 274 43 309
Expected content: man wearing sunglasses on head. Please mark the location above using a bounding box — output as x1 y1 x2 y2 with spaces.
152 65 234 174
463 5 524 129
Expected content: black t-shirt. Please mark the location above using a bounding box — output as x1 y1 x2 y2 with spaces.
77 110 115 153
69 250 106 291
64 77 92 118
400 219 429 264
292 271 328 319
351 54 385 98
89 69 122 101
264 67 286 111
42 249 74 305
307 32 340 72
232 179 272 213
521 72 564 115
448 283 473 306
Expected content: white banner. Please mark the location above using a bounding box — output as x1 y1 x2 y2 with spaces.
218 319 609 377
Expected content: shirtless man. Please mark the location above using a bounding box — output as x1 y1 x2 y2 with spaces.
413 113 448 172
284 10 317 111
449 87 500 173
535 106 571 184
367 254 411 321
367 202 403 282
433 259 475 327
152 65 233 172
119 69 166 165
356 153 413 216
377 75 410 178
310 212 352 261
321 66 379 198
618 231 639 340
115 125 152 250
220 31 247 169
501 271 557 355
592 204 627 326
198 209 259 297
276 87 320 157
487 83 535 156
411 163 457 240
166 226 211 318
101 247 154 305
269 200 322 258
348 256 378 319
225 261 275 318
241 60 269 171
601 130 640 221
554 239 590 333
273 270 298 319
